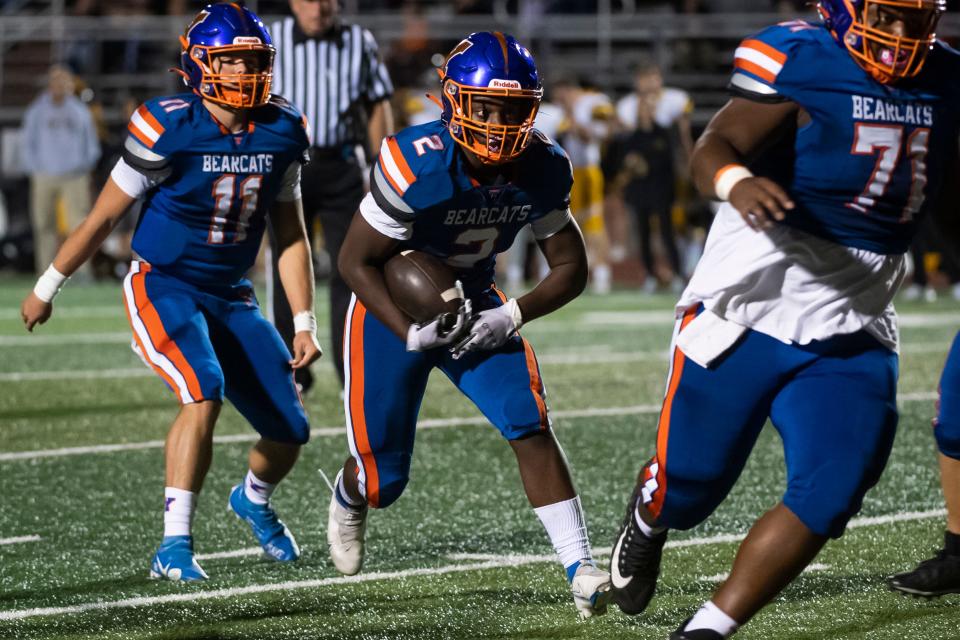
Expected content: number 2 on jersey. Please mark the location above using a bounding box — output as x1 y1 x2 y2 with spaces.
208 174 263 244
849 124 929 222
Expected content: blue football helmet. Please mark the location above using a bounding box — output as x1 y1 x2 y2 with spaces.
178 3 275 108
818 0 945 83
439 32 543 163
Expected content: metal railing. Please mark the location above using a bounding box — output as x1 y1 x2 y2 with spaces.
2 10 959 127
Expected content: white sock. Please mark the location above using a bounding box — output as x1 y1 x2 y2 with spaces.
534 496 592 574
244 469 276 505
334 469 364 508
163 487 195 538
634 504 666 538
685 601 739 637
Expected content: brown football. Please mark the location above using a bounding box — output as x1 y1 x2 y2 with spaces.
384 250 462 324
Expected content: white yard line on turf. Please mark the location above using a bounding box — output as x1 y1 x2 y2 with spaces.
0 332 132 346
0 508 946 622
0 392 942 462
0 307 119 321
0 368 152 382
698 563 830 584
196 548 263 561
0 352 665 383
0 405 662 462
0 341 949 383
445 508 949 565
0 535 40 546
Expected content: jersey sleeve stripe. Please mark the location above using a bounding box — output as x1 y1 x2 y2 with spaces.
377 154 407 196
735 44 785 83
386 137 416 184
372 163 414 214
129 106 165 148
741 39 787 65
733 57 778 84
378 138 414 194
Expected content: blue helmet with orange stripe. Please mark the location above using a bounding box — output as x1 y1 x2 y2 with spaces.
178 3 275 108
440 32 543 164
817 0 945 84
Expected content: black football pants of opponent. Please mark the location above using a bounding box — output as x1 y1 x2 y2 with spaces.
268 147 364 388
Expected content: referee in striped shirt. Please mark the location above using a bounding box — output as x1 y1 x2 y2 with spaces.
268 0 394 392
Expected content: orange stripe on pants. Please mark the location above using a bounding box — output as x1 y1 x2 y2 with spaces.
129 266 203 403
492 286 548 430
648 307 697 519
348 300 380 507
521 338 549 431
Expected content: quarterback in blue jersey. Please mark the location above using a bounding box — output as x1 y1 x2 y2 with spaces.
20 3 321 582
608 1 960 638
324 32 611 618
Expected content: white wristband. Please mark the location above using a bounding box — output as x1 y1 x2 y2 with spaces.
293 310 317 334
505 298 523 330
33 265 69 303
713 164 754 201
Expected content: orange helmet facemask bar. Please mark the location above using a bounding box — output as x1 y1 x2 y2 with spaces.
844 0 943 83
442 78 542 164
181 37 275 109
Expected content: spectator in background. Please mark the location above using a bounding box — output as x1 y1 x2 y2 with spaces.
604 85 684 293
613 60 695 270
553 77 615 294
617 61 694 167
268 0 394 392
20 65 100 279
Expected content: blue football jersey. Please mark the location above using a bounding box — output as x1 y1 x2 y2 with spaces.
124 93 310 286
730 21 960 254
366 120 574 293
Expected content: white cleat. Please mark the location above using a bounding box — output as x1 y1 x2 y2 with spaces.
570 563 612 619
327 492 368 576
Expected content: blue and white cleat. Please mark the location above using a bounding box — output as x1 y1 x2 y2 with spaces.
570 562 613 619
149 535 208 582
228 484 300 562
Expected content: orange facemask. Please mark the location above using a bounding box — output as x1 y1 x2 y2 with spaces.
839 0 943 83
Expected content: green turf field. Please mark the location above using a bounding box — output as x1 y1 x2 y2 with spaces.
1 276 959 640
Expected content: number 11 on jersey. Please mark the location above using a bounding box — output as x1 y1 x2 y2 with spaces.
209 174 263 244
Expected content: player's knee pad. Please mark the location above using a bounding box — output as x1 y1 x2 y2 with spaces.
784 455 888 538
253 406 310 445
190 364 225 402
363 451 411 509
499 394 547 440
935 417 960 460
936 388 960 460
643 458 731 531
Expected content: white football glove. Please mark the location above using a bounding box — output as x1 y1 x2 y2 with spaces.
405 282 473 352
451 298 523 359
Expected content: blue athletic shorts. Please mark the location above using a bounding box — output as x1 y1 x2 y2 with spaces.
640 307 899 538
342 288 549 508
121 261 309 444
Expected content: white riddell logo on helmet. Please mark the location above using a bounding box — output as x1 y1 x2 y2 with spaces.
233 36 262 45
489 79 522 89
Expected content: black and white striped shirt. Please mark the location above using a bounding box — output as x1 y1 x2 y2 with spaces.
269 17 394 149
